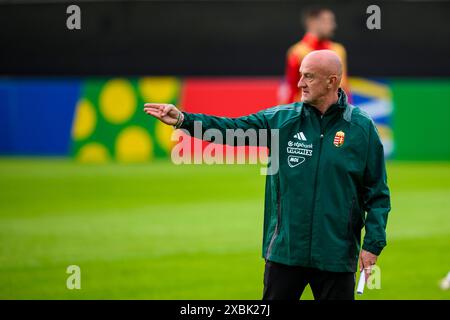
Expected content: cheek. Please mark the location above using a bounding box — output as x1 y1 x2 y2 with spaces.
309 83 320 92
310 84 327 95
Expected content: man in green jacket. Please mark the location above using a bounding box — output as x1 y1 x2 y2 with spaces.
144 50 390 300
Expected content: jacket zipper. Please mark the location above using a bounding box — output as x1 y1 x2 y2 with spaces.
266 180 281 259
309 130 324 265
309 110 340 265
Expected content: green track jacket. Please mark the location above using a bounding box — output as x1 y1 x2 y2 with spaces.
179 89 391 272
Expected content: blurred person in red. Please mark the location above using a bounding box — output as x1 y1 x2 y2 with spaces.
279 7 351 104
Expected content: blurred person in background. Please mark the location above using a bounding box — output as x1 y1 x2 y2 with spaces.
279 6 351 104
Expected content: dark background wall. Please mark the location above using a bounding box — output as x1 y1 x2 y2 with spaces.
1 0 450 76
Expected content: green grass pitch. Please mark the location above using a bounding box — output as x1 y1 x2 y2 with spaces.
0 158 449 299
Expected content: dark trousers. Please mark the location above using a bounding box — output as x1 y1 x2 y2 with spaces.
262 260 355 300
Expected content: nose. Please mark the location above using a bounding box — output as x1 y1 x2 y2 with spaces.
298 76 306 88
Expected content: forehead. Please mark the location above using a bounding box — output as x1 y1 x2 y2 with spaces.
299 57 319 73
318 10 334 20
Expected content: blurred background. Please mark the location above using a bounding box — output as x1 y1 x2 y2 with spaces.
0 0 449 299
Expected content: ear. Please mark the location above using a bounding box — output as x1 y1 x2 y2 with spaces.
328 75 338 88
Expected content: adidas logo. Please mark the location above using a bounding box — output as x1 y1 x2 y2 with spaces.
293 131 307 141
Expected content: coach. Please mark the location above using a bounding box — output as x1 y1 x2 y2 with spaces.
144 50 391 300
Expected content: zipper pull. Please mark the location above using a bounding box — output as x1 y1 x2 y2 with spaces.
320 133 324 139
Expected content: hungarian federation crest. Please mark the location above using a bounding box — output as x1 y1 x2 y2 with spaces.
333 131 345 147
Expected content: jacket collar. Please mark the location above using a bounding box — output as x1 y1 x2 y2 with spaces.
302 88 348 116
335 88 348 109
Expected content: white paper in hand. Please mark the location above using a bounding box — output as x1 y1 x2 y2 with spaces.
357 270 366 295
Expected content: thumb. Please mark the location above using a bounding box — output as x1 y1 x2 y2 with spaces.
161 104 172 117
169 107 181 119
161 105 180 120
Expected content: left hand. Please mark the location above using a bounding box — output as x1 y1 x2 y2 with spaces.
359 249 378 280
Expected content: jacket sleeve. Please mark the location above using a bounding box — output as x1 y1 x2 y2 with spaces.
361 121 391 256
178 110 270 146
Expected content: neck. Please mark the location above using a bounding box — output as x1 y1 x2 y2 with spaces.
311 91 339 115
307 31 324 41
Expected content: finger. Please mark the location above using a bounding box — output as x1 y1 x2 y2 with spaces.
363 264 372 280
144 104 165 113
160 105 167 117
144 109 162 119
161 105 172 117
144 108 160 116
359 256 363 272
365 270 371 281
144 103 165 109
144 107 161 113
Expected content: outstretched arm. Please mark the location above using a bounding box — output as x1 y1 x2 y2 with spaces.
143 103 270 146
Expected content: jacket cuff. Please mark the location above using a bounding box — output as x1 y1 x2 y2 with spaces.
177 112 192 129
362 243 384 256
